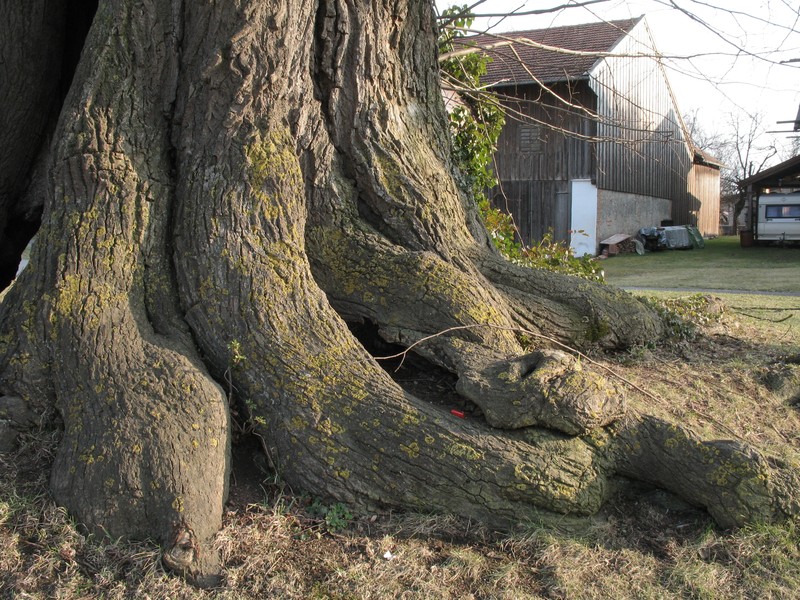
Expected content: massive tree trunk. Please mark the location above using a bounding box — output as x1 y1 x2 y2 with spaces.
0 0 796 585
0 1 61 288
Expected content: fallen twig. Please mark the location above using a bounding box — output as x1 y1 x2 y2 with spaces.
690 404 744 441
770 422 790 444
374 323 661 405
729 306 800 311
732 309 793 323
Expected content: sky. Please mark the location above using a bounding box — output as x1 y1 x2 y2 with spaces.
436 0 800 162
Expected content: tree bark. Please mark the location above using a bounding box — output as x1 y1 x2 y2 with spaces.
0 0 796 585
0 1 66 288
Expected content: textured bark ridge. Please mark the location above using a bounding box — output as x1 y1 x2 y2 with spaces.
456 350 624 434
0 0 796 584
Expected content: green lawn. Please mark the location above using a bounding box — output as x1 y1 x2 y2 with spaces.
601 235 800 293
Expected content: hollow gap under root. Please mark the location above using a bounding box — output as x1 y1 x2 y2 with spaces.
346 319 483 418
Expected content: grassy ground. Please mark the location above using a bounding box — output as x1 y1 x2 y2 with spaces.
2 293 800 598
602 235 800 292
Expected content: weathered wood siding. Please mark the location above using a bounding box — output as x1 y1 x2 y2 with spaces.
490 82 596 243
487 19 720 245
490 180 571 243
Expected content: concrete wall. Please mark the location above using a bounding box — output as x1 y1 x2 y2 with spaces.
596 189 671 243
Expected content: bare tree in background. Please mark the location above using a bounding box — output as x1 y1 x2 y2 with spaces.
682 109 778 232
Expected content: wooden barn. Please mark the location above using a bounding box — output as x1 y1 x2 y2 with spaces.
460 17 721 254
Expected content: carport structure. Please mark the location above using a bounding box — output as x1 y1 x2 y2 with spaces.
740 154 800 242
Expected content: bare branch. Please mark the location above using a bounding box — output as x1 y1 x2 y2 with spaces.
668 0 800 35
441 0 614 20
439 40 511 62
654 0 794 67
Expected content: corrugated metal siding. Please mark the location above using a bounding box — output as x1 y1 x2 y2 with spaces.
589 23 693 206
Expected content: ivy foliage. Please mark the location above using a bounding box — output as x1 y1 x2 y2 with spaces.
438 5 504 202
438 5 603 283
638 294 725 341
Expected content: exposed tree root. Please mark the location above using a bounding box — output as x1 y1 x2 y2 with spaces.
0 0 796 587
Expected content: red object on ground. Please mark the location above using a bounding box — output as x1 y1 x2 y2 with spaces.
450 409 465 418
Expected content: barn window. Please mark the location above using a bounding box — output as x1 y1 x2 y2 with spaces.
519 125 542 152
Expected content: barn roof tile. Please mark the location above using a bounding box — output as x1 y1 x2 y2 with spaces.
454 17 641 87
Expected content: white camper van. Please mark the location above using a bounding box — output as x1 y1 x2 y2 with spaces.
756 193 800 242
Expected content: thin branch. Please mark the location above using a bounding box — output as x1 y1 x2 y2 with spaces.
658 0 785 67
663 0 800 35
461 30 653 60
440 0 614 20
456 27 779 63
439 40 511 62
374 322 748 440
731 308 796 323
373 323 659 404
729 306 800 311
688 403 746 440
436 0 491 30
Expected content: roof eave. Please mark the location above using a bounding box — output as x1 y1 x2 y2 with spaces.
693 150 726 169
486 73 591 88
739 154 800 188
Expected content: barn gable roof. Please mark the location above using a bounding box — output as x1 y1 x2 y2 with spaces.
455 17 642 87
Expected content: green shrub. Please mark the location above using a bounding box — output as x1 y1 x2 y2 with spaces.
308 499 353 532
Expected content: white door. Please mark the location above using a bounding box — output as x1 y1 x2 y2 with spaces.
570 179 598 256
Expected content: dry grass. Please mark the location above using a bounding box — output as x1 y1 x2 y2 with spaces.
615 292 800 460
2 293 800 599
